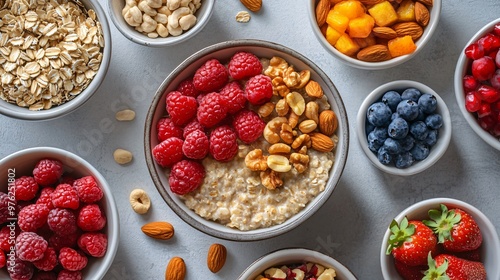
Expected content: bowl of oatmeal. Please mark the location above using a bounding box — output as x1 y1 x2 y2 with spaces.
144 39 349 241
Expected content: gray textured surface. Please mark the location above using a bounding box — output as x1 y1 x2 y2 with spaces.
1 0 499 279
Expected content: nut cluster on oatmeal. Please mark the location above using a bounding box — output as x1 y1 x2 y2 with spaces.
255 262 337 280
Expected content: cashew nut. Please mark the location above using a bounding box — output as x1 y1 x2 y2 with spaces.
156 23 169 37
124 6 143 26
179 14 197 31
157 6 172 16
245 149 268 171
154 13 168 24
126 0 138 6
263 117 287 144
138 0 157 17
146 0 162 8
141 14 157 33
166 0 181 10
122 5 132 17
129 189 151 214
168 7 190 29
167 23 183 36
180 0 191 6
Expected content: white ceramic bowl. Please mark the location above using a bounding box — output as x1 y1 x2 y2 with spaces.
0 147 119 279
238 248 357 280
0 0 111 121
357 80 451 176
380 198 500 280
144 39 349 241
454 18 500 150
107 0 215 47
308 0 442 70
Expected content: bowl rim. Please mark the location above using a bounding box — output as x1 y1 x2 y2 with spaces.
107 0 215 47
379 197 500 280
356 80 452 176
454 17 500 150
307 0 442 70
0 0 112 121
237 247 358 280
144 39 349 241
0 147 120 278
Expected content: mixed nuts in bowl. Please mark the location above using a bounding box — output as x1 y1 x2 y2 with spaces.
144 39 349 241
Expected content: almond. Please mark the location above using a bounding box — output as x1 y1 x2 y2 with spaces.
319 110 338 136
357 44 392 62
305 80 324 98
141 221 174 240
165 257 186 280
310 132 335 152
392 22 424 41
315 0 330 26
207 243 227 273
417 0 433 6
359 0 385 5
415 2 430 27
372 27 398 40
240 0 262 12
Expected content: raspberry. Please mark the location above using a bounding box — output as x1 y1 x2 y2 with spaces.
232 110 266 143
209 125 238 162
219 81 247 114
176 78 200 97
0 249 5 268
58 248 88 271
47 208 77 235
49 232 79 252
14 176 39 201
0 225 18 251
193 59 229 92
72 176 103 204
32 271 57 280
33 247 58 271
197 92 228 128
57 270 82 280
33 159 64 186
152 137 184 167
8 258 34 280
77 232 107 257
183 119 205 138
169 160 205 195
166 91 198 126
228 52 263 80
18 203 50 232
245 74 273 105
182 129 209 159
59 176 75 185
0 192 9 224
77 204 106 232
51 184 79 210
36 187 55 210
16 232 48 262
157 117 183 142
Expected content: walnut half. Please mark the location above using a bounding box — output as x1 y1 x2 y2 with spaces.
260 170 283 190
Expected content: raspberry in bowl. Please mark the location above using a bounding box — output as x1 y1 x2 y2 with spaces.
454 18 500 150
144 39 349 241
0 147 119 279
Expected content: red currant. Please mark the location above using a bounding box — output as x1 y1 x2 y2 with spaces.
494 23 500 37
472 56 496 81
465 91 481 112
463 75 479 92
477 84 500 103
465 43 484 60
477 33 500 53
478 115 495 130
478 103 492 118
491 69 500 90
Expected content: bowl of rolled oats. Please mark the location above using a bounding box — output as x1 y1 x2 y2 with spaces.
0 0 111 121
144 39 349 241
107 0 215 47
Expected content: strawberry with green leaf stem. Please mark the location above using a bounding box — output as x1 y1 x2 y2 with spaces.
394 259 426 280
423 204 483 252
386 217 438 266
423 253 486 280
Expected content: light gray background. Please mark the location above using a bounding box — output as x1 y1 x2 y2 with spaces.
1 0 499 279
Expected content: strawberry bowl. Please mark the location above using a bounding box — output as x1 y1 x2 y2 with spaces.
144 39 349 241
380 198 500 280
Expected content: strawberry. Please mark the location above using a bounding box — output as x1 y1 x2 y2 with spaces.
394 260 426 280
423 204 483 252
423 253 486 280
386 217 438 266
452 248 481 262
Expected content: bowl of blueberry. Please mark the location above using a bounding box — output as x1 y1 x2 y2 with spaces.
454 18 500 150
357 80 451 176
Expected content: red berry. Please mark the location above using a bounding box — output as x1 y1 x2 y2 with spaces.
183 119 205 139
491 123 500 136
59 176 75 185
464 43 484 60
197 92 228 128
193 59 229 92
47 208 77 235
494 23 500 37
394 260 425 280
49 232 79 252
77 204 106 232
0 249 5 269
490 69 500 90
232 110 266 143
18 204 50 232
176 78 200 97
33 159 64 186
496 48 500 67
465 91 482 112
152 137 184 167
472 56 496 81
157 117 183 142
33 247 58 271
72 176 103 204
477 102 492 118
463 75 479 92
166 91 198 126
453 248 481 262
59 248 88 271
228 51 263 80
57 270 82 280
14 176 39 201
0 226 12 251
477 84 500 103
8 258 34 280
51 184 79 210
0 192 9 224
209 125 238 162
16 232 48 262
37 187 55 210
477 33 500 53
32 271 57 280
168 160 205 195
478 114 495 130
77 232 107 258
245 74 273 105
427 254 486 280
182 129 209 159
219 81 247 114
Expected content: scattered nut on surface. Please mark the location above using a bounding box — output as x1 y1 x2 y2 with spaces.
141 221 174 240
207 243 227 273
165 257 186 280
115 109 136 121
129 188 151 214
113 149 133 165
235 11 251 23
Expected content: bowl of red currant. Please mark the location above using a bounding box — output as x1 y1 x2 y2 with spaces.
455 18 500 150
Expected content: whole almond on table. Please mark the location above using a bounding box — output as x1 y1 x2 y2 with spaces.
315 0 330 26
240 0 262 12
207 243 227 273
165 257 186 280
357 44 392 62
414 2 430 27
141 221 175 240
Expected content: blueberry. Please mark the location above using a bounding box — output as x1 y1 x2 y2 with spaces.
367 102 392 127
418 93 438 114
410 121 429 141
396 100 419 121
383 138 403 154
424 129 439 146
415 108 427 121
401 88 422 102
377 147 393 165
398 135 415 152
395 152 414 169
425 114 443 129
388 118 409 139
391 112 400 121
365 119 376 136
382 90 401 112
411 142 430 161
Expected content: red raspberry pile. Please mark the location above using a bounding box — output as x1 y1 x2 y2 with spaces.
152 52 269 195
0 158 108 279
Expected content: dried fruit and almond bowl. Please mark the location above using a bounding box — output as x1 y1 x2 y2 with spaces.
0 147 119 279
0 0 111 121
309 0 441 69
237 248 357 280
380 198 500 280
144 39 349 241
454 18 500 150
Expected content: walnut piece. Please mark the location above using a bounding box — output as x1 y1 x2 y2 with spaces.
260 170 283 190
245 149 268 171
290 153 310 174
